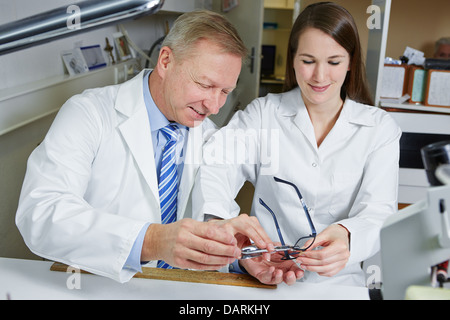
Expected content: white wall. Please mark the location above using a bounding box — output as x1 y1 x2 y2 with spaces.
0 0 177 91
0 0 180 259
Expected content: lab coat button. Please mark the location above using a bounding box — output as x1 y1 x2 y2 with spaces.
312 162 318 167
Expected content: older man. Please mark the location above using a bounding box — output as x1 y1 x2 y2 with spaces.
16 10 272 283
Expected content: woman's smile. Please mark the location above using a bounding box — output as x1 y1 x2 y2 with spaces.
309 84 331 93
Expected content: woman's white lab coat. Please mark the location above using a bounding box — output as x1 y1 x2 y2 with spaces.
193 87 401 286
16 70 215 283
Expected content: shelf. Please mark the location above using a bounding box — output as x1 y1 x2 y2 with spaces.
261 78 284 85
264 6 294 10
380 100 450 114
0 60 134 103
0 60 137 136
262 28 291 32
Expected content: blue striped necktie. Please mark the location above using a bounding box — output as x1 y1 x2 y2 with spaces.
157 124 179 269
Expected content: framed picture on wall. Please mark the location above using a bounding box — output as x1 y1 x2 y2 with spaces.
61 48 89 76
80 45 107 70
113 32 132 61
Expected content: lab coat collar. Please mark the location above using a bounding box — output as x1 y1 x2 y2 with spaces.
278 87 303 117
115 70 147 117
115 70 204 220
279 87 375 127
142 70 189 138
279 88 316 147
278 87 376 151
341 99 376 127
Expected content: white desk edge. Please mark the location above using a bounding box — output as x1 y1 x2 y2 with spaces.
0 257 370 300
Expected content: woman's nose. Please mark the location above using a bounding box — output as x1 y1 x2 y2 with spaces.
312 63 327 83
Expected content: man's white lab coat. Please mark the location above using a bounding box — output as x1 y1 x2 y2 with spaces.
16 70 215 283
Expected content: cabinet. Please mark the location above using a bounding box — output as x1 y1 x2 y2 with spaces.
389 111 450 204
208 0 264 127
259 1 296 95
370 0 450 205
264 0 295 10
371 0 449 114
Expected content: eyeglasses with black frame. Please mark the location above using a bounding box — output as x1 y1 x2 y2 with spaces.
259 176 317 260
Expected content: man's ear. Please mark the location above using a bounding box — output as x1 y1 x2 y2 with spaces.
157 46 173 74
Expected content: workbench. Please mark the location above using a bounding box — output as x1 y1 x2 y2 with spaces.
0 257 369 301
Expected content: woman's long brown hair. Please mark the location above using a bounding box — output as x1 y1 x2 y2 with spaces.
283 2 374 106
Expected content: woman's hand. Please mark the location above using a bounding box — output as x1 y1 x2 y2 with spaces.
239 251 304 285
296 224 350 277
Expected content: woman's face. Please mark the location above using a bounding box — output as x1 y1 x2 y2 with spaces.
293 27 350 109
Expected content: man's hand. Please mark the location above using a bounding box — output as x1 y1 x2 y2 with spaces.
209 214 307 286
208 214 274 253
296 224 350 277
140 215 274 270
141 219 241 270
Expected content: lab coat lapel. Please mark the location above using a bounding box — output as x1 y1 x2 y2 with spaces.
292 97 376 151
293 104 317 149
115 72 160 206
280 88 318 150
176 124 203 220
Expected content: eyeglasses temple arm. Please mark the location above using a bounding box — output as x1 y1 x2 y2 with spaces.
259 198 287 246
273 177 317 236
299 197 317 236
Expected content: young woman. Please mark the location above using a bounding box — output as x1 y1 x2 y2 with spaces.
193 2 401 287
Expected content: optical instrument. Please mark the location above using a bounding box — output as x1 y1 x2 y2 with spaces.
380 141 450 299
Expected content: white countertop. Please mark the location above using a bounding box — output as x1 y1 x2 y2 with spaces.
0 257 369 300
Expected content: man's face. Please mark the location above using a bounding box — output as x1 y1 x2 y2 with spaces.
435 44 450 59
159 39 242 128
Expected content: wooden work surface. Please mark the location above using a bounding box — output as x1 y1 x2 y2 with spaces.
50 262 276 289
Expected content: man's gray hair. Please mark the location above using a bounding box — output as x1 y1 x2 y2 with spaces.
435 37 450 53
162 10 248 62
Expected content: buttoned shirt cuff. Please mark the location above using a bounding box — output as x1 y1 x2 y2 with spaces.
229 259 248 274
204 214 222 221
123 222 151 272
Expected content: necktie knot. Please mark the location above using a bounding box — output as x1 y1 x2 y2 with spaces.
160 124 178 143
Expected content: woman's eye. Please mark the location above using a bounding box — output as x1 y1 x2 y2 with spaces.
302 60 314 65
329 61 341 66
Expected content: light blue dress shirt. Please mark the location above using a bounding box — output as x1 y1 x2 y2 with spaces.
124 70 188 272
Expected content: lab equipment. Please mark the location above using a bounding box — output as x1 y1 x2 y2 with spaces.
0 0 164 55
436 261 449 287
422 141 450 186
425 58 450 71
380 141 450 299
436 164 450 186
